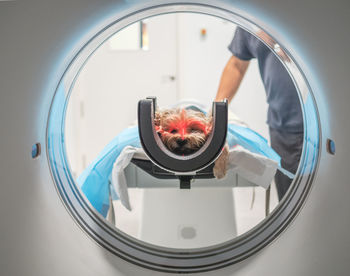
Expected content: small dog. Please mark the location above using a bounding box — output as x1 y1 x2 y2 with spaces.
154 108 229 179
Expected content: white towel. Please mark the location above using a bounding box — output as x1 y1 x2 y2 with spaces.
111 145 280 211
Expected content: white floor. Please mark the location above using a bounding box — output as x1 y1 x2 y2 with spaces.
233 182 279 235
112 181 279 247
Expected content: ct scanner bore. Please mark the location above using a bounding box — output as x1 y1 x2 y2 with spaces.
47 3 318 273
1 0 349 275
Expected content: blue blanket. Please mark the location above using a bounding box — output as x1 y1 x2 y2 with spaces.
77 124 280 217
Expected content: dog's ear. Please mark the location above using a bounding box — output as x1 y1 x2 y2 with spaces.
206 124 212 136
154 112 163 137
154 111 161 126
205 111 213 135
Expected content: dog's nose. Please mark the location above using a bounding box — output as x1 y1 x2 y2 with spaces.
177 139 187 146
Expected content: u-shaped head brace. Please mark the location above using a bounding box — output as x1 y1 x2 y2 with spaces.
138 97 228 174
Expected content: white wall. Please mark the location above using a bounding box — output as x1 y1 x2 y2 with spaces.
66 14 178 176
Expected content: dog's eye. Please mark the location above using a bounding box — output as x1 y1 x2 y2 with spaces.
170 129 178 134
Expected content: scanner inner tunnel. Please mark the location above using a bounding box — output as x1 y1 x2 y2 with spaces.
63 12 305 249
47 4 319 270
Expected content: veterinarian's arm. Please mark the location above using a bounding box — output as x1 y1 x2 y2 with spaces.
215 55 250 103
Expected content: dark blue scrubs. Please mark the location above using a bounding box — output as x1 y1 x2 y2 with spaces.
229 27 304 199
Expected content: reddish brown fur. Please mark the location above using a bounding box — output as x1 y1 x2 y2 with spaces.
155 108 229 179
155 108 211 155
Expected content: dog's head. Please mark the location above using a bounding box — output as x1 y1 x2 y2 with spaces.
154 108 212 155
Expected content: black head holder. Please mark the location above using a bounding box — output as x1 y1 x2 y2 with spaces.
137 97 228 177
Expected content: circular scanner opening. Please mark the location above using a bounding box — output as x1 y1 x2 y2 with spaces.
47 3 320 273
